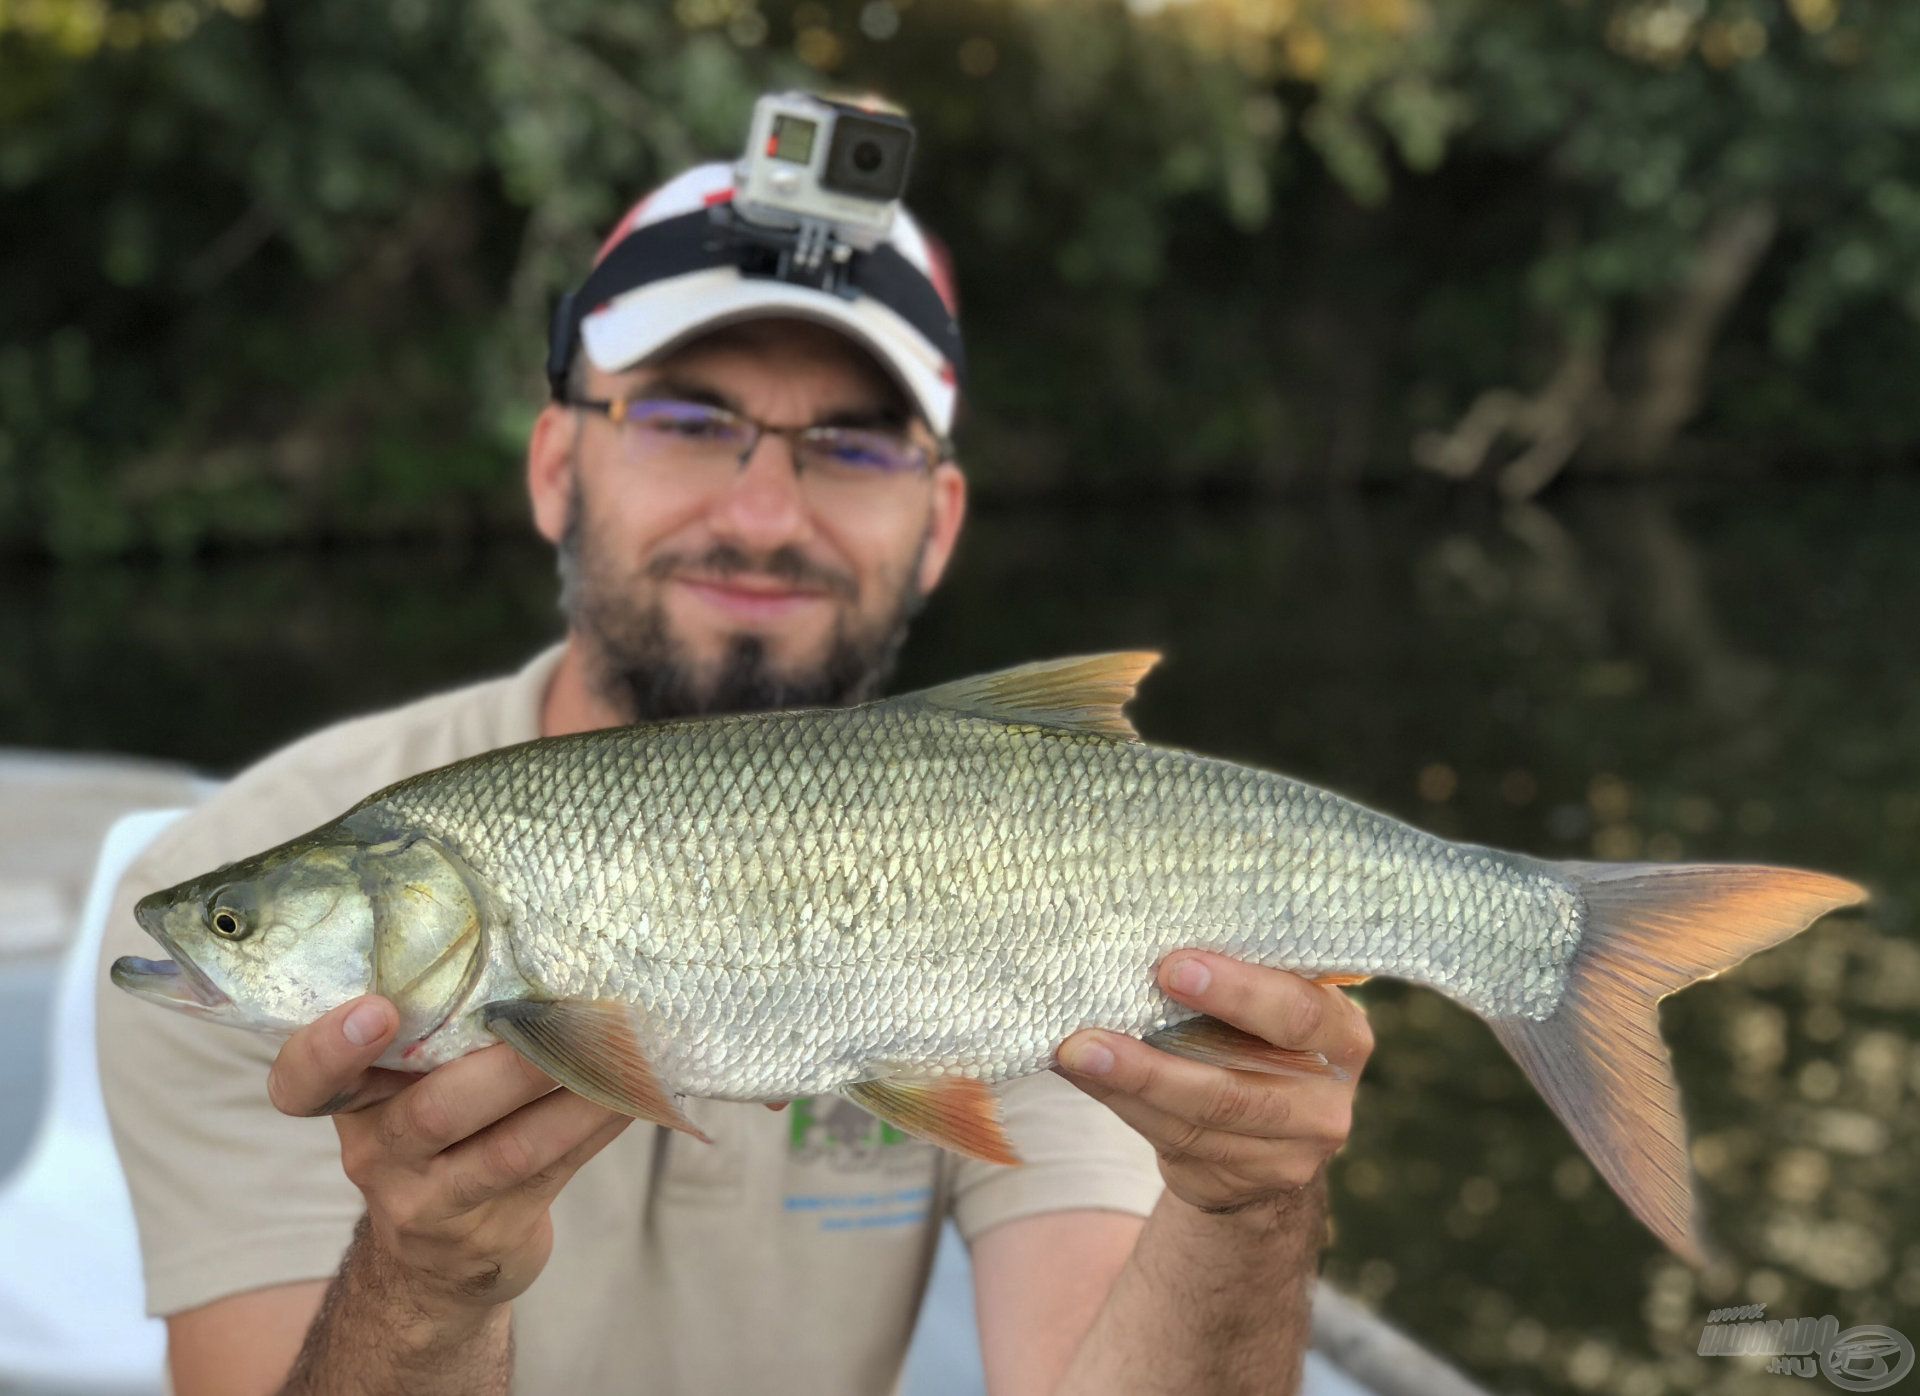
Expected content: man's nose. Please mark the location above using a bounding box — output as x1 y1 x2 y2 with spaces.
708 431 811 550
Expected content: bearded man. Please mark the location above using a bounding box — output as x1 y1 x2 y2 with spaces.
97 160 1372 1396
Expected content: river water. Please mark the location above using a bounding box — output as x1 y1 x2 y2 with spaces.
5 479 1914 1394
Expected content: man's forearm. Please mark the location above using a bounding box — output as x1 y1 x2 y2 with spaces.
1054 1175 1327 1396
278 1216 513 1396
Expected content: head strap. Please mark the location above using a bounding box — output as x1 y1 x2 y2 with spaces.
545 206 965 401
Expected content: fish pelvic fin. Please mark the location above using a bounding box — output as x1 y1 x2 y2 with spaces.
898 652 1160 740
1144 1015 1348 1081
1491 862 1866 1266
843 1075 1021 1166
481 999 713 1144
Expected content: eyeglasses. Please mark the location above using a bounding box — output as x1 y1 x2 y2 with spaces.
562 394 939 493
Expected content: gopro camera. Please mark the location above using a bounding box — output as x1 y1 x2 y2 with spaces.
545 90 957 403
733 92 916 269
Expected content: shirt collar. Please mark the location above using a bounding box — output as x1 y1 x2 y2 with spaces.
502 641 568 746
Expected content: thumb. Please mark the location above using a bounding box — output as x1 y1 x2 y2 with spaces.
267 996 401 1117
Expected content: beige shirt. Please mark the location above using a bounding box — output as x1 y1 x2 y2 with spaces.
95 645 1164 1395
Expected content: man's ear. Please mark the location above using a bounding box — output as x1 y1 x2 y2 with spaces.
917 459 968 596
527 403 578 546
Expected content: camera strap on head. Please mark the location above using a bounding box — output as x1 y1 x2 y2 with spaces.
546 206 965 402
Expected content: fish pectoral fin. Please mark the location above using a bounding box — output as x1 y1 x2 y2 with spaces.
843 1075 1021 1166
897 652 1160 740
481 999 712 1144
1143 1016 1349 1081
1310 973 1372 988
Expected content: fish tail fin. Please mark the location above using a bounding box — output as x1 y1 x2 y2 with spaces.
1488 861 1865 1265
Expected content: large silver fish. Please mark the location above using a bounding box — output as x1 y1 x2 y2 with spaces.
114 653 1863 1261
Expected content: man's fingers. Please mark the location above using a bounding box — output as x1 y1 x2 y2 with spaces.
558 1110 636 1173
1056 1030 1352 1143
368 1044 561 1165
1054 1077 1332 1186
429 1088 632 1216
267 996 399 1118
1155 952 1375 1070
312 1069 415 1116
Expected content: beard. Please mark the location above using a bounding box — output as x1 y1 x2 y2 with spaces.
555 473 927 723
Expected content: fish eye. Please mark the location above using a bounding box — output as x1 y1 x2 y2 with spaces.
209 906 250 940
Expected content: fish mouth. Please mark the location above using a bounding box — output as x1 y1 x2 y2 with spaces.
120 893 231 1013
110 955 232 1013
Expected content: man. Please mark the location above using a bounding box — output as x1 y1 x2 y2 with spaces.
97 159 1373 1395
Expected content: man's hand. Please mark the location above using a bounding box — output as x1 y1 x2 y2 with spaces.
1053 953 1373 1215
265 996 634 1321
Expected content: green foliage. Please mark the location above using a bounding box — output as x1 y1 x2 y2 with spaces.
4 0 1920 555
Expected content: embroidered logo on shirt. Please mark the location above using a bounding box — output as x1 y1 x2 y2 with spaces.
781 1096 937 1230
787 1094 921 1171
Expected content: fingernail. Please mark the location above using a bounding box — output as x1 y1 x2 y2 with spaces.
1062 1036 1114 1076
343 1001 389 1047
1168 958 1211 996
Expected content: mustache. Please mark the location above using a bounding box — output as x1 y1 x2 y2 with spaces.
648 544 858 601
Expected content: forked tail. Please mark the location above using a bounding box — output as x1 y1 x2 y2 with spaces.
1488 862 1865 1265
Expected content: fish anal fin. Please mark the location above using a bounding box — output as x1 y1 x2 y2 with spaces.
1310 973 1372 988
482 999 712 1144
844 1075 1020 1166
901 652 1160 740
1144 1015 1348 1081
1492 861 1866 1266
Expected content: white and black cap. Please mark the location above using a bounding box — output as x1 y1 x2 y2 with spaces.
548 162 964 436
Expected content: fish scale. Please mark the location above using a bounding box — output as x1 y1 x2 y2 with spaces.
368 691 1577 1101
118 651 1866 1262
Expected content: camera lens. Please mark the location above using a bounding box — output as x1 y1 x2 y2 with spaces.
822 112 915 201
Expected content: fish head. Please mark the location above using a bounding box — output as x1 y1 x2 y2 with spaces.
117 833 378 1034
115 817 488 1047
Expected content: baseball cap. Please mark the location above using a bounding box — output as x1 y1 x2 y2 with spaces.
553 161 964 437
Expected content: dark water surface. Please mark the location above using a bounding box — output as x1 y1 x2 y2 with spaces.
5 480 1915 1394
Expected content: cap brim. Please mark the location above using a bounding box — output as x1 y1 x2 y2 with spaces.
579 269 957 437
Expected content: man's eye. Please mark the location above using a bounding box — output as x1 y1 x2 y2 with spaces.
633 406 737 440
814 432 914 473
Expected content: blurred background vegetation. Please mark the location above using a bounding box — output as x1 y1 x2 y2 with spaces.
7 0 1920 557
4 6 1917 1395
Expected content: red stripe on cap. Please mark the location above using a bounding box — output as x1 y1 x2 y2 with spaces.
939 363 957 386
922 230 961 317
704 188 735 207
593 194 654 266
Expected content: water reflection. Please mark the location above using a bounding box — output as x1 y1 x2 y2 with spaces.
4 480 1913 1394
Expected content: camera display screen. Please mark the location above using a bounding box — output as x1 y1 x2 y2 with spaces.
821 112 915 201
770 115 818 165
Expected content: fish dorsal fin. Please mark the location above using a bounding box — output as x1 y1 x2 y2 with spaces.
899 652 1160 740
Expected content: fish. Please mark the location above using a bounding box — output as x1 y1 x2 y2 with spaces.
113 652 1865 1262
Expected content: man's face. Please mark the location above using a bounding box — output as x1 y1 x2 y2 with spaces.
526 317 966 722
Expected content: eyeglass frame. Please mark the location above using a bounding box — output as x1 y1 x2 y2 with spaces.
558 391 953 480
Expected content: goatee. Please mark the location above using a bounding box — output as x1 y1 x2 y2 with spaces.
556 476 926 723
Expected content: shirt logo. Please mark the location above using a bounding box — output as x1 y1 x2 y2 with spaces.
782 1095 937 1232
786 1095 920 1172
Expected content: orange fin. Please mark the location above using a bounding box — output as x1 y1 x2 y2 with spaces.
900 652 1160 740
1144 1015 1349 1081
1490 862 1866 1267
1311 973 1372 988
844 1075 1021 1166
481 999 712 1143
